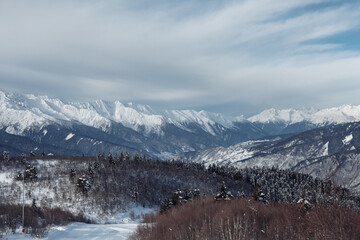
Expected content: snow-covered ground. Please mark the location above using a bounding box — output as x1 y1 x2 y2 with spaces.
2 207 155 240
3 222 139 240
0 172 13 183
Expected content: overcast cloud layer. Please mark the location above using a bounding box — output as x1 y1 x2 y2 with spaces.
1 0 360 116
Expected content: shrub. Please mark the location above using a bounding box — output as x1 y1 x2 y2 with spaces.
131 197 360 240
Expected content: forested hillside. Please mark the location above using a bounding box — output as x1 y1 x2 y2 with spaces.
1 153 359 236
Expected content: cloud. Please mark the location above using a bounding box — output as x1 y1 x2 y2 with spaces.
1 0 360 115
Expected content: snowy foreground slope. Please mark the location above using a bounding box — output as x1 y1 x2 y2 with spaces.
4 215 143 240
2 154 360 238
0 155 156 239
5 222 138 240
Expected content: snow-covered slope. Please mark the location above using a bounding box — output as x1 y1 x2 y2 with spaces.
188 121 360 193
0 91 112 134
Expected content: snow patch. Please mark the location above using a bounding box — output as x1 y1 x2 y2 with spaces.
5 126 17 135
35 159 59 167
342 134 353 145
0 172 12 184
3 222 140 240
77 138 83 145
191 140 259 166
155 151 177 160
65 133 75 141
322 142 329 156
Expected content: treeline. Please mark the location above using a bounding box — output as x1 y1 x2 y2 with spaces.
207 164 360 210
87 153 360 211
131 197 360 240
2 153 360 214
0 153 251 218
0 151 96 163
72 153 251 211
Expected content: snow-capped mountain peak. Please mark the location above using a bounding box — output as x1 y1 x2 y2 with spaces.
3 89 360 140
248 105 360 125
0 90 233 136
248 108 317 124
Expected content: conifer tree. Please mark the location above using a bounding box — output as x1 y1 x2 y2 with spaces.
215 182 233 201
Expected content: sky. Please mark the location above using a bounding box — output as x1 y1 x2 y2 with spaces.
1 0 360 116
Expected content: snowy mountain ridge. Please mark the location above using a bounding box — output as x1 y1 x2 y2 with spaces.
0 90 265 158
0 90 231 136
3 89 360 158
248 105 360 125
2 90 360 137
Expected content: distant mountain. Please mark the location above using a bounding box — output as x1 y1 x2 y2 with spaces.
0 90 249 136
0 90 265 157
187 122 360 193
249 106 360 135
2 89 360 160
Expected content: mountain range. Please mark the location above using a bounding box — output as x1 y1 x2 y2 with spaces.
2 90 360 159
0 90 262 157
